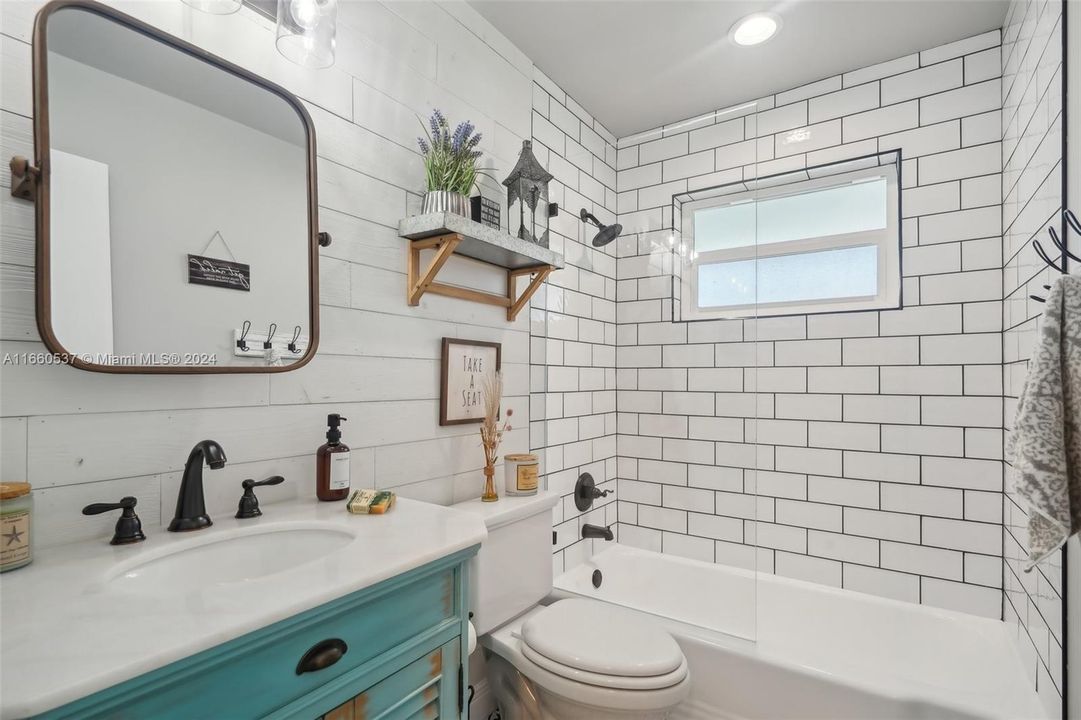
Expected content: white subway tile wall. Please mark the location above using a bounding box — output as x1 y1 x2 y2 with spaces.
1001 0 1065 715
529 67 620 573
613 29 1009 624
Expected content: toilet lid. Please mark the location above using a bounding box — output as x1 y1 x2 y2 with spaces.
520 599 684 678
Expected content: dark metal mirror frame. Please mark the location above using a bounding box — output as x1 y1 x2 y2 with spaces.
22 0 321 374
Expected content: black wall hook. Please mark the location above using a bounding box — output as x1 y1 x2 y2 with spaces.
1065 208 1080 236
237 320 252 351
1030 208 1079 303
288 325 303 354
263 323 278 350
1048 226 1081 263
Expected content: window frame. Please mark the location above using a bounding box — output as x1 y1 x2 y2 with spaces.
678 161 902 321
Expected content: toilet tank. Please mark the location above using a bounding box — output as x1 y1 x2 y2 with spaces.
453 491 558 635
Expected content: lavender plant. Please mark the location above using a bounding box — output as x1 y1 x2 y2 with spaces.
417 109 489 195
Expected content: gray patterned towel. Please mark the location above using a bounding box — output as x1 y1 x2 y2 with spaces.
1009 275 1081 570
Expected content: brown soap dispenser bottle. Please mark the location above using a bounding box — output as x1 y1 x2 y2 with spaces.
317 414 350 501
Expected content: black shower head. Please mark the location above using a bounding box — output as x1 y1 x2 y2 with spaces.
579 208 623 248
592 223 623 247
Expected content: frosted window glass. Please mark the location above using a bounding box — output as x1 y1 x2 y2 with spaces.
698 245 879 308
694 178 888 252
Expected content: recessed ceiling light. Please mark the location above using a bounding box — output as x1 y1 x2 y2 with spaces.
730 12 782 46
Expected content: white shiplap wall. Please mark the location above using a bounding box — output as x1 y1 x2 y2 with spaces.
1001 0 1065 715
0 0 608 552
612 30 1008 619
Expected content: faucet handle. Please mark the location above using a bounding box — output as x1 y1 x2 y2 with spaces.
82 496 146 545
574 472 614 511
236 476 285 519
242 475 285 490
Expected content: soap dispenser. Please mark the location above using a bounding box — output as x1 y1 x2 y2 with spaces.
317 414 350 501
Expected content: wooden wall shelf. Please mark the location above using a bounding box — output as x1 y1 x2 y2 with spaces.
399 213 563 322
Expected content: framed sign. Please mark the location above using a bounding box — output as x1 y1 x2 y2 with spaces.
440 337 501 426
188 254 251 291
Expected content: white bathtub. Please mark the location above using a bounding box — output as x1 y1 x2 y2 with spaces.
552 544 1047 720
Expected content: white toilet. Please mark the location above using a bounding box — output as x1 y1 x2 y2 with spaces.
455 492 690 720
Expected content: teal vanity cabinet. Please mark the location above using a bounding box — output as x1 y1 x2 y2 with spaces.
35 548 476 720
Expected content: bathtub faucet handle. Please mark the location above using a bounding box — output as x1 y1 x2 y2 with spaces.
574 472 613 511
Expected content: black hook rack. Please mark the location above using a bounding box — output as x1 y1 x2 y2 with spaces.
1030 209 1079 303
288 325 303 354
263 323 278 350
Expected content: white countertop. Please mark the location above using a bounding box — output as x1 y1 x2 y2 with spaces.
0 497 486 718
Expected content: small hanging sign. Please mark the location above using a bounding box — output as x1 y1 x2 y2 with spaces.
187 254 251 291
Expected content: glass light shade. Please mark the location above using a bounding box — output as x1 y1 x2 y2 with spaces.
276 0 337 69
181 0 242 14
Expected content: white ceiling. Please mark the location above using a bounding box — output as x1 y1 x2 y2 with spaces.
469 0 1009 139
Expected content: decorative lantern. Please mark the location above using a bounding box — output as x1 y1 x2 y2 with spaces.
503 140 556 247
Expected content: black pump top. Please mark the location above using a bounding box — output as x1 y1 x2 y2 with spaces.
326 413 348 444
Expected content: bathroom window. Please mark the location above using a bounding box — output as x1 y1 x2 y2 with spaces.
678 161 901 320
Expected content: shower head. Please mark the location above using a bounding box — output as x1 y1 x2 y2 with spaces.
592 222 624 248
579 208 623 248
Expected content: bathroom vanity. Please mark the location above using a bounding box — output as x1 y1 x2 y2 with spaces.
0 498 486 719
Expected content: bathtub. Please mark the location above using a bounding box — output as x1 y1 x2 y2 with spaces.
552 544 1047 720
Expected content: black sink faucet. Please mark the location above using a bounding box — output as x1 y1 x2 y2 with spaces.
582 523 614 541
168 440 226 532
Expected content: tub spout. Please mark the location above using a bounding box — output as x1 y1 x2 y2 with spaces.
582 523 614 541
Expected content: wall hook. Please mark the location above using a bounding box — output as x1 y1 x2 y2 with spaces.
318 232 332 247
237 320 252 351
1066 208 1080 236
1031 207 1080 302
288 325 303 354
263 323 278 349
1032 235 1064 274
8 155 40 201
1029 285 1053 303
1048 226 1081 263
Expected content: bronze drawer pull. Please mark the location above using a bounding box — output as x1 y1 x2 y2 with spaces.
295 638 348 675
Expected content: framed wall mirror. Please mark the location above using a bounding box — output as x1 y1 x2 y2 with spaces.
15 0 320 373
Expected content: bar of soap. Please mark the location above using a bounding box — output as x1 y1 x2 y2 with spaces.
347 489 395 514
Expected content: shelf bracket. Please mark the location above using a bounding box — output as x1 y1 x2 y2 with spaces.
507 266 552 321
408 233 462 306
406 232 553 322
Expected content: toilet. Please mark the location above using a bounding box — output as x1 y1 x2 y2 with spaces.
454 492 690 720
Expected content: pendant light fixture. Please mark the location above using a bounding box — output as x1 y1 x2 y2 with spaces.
183 0 337 70
275 0 337 69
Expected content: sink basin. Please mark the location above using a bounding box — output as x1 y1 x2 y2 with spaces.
108 524 356 590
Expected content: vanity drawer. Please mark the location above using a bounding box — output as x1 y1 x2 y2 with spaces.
44 564 462 719
318 639 461 720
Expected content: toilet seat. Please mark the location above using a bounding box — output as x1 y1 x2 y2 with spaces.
518 599 688 690
521 642 690 690
483 603 692 714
